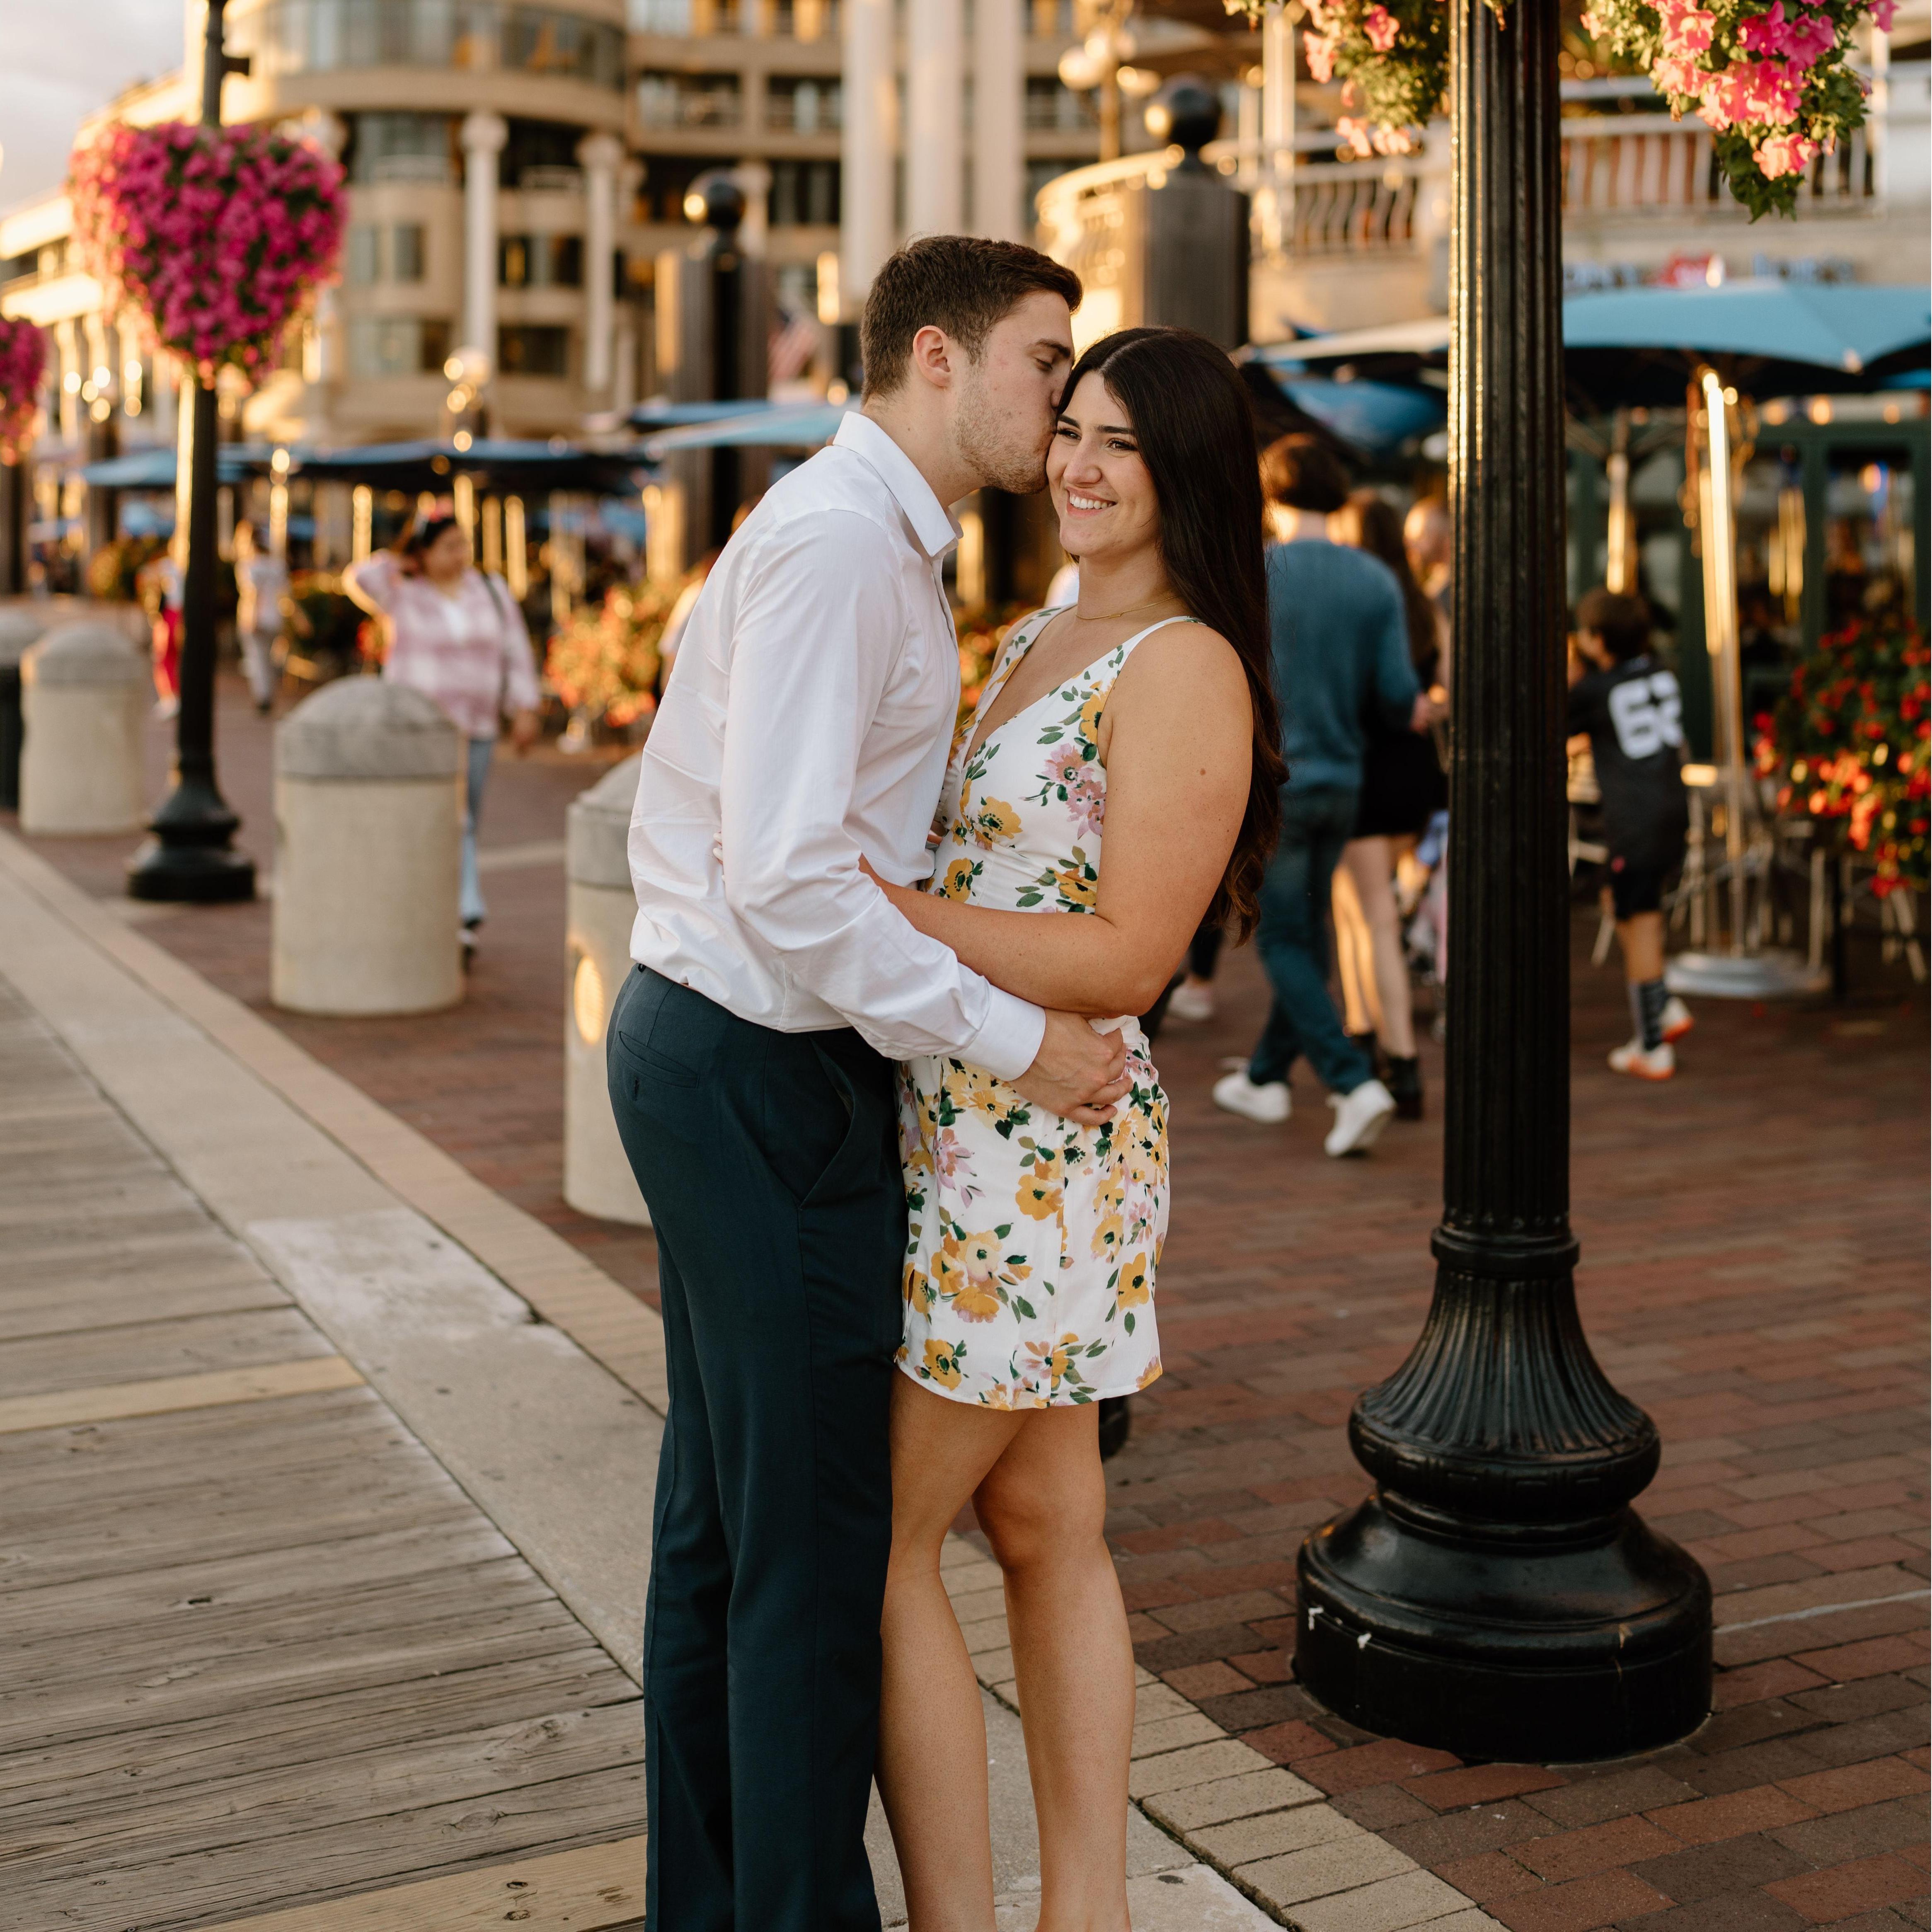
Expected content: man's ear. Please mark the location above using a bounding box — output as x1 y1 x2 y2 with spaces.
908 324 956 391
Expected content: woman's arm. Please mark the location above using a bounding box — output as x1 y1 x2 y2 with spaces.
874 627 1254 1015
340 552 401 618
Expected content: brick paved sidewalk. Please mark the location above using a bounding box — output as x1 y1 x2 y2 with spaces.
12 680 1927 1932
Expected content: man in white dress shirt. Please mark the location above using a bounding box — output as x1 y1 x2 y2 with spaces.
609 237 1127 1931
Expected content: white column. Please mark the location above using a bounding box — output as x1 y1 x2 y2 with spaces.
460 111 509 369
1262 11 1295 164
907 0 964 235
578 131 625 395
973 0 1024 240
841 0 897 307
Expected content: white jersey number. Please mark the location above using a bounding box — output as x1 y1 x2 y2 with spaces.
1608 672 1683 760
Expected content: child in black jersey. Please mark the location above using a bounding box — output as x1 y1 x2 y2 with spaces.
1568 588 1694 1080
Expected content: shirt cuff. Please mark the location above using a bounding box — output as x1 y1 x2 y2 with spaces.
965 986 1046 1085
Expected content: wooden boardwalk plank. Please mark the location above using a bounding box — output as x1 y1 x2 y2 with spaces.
0 1307 337 1400
192 1837 646 1932
0 1356 364 1434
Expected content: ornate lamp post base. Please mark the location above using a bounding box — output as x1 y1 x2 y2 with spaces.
126 777 256 903
1300 1504 1710 1763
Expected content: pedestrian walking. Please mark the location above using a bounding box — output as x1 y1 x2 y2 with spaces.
1216 434 1427 1156
232 520 287 715
140 538 183 719
1328 489 1447 1119
1568 586 1694 1078
343 515 540 960
608 237 1127 1932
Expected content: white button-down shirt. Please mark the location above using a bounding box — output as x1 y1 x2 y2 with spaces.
625 413 1046 1081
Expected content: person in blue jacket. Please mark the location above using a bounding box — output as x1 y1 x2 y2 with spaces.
1215 435 1437 1155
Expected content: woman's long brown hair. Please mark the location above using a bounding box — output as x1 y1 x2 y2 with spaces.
1061 327 1283 940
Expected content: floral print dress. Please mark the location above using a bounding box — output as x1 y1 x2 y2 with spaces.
897 608 1194 1409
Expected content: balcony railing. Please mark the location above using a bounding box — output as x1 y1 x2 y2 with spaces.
244 0 625 88
1560 113 1873 213
636 78 741 129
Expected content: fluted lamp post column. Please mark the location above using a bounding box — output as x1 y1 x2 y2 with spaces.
1292 0 1712 1763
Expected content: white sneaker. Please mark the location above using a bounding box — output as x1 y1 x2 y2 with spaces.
1660 996 1693 1043
1167 978 1215 1022
1324 1079 1397 1156
1609 1037 1675 1080
1213 1070 1290 1124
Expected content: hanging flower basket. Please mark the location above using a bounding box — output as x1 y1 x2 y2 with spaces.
1753 613 1930 894
1224 0 1893 218
0 316 47 460
68 121 346 385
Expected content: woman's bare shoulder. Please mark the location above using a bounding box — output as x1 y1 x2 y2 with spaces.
1114 620 1249 710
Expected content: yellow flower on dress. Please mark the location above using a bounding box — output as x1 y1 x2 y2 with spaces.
1136 1357 1163 1390
972 797 1021 847
980 1382 1014 1411
1017 1173 1063 1221
1055 863 1097 908
904 1264 935 1310
952 1277 1002 1323
1092 1211 1124 1261
1078 690 1107 748
939 857 979 901
1116 1253 1151 1310
922 1338 964 1389
1024 1332 1080 1387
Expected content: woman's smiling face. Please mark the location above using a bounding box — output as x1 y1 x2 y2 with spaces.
1047 372 1161 567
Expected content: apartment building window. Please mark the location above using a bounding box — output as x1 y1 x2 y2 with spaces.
1025 76 1091 132
636 71 742 130
346 111 455 184
767 0 840 37
346 315 452 378
246 2 624 90
499 324 573 376
347 224 381 286
499 234 585 288
766 75 841 133
391 223 426 282
630 0 690 26
347 223 429 285
769 159 840 226
501 118 589 189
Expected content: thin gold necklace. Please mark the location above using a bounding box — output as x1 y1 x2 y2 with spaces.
1073 591 1178 625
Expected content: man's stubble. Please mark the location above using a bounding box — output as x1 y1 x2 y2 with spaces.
950 359 1055 497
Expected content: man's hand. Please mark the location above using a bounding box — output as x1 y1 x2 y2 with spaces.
508 708 541 753
1010 1009 1131 1126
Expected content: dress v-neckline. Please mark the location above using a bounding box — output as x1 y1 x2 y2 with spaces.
961 608 1194 771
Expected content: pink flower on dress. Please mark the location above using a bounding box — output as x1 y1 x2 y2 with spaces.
932 1129 976 1193
1066 772 1107 839
1041 745 1085 793
1363 5 1400 51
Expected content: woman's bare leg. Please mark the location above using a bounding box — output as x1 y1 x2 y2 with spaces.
1341 835 1414 1058
1329 858 1379 1037
976 1404 1134 1932
877 1375 1023 1932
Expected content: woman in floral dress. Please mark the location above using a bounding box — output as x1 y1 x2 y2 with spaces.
869 329 1284 1931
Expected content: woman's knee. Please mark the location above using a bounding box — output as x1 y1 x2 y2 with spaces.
976 1426 1107 1574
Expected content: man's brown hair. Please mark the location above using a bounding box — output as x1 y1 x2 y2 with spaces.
1576 586 1652 661
859 236 1080 398
1259 432 1351 515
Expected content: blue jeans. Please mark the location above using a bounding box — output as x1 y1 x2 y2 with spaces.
1248 785 1377 1097
460 736 493 926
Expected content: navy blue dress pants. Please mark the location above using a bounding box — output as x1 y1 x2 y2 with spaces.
606 966 904 1932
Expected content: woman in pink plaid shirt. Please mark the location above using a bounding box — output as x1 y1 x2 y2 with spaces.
345 515 542 956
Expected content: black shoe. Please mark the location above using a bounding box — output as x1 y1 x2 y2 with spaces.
1386 1054 1424 1120
1097 1396 1131 1460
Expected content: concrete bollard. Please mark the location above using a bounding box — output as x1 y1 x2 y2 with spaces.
19 620 152 834
564 752 650 1225
273 677 465 1017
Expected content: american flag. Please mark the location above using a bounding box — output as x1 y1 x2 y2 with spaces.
768 308 822 387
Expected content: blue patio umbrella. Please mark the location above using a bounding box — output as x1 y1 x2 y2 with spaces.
77 444 286 489
641 400 857 459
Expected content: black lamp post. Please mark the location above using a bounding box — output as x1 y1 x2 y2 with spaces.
128 0 255 903
1292 0 1712 1763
